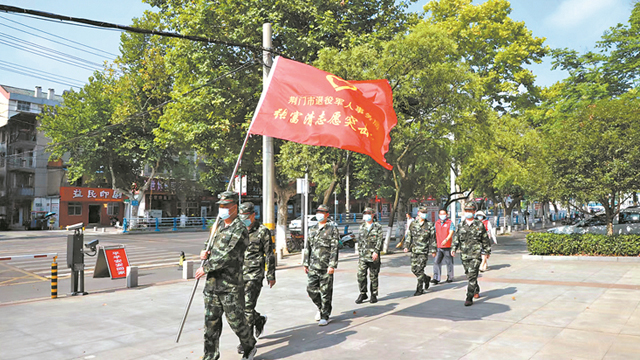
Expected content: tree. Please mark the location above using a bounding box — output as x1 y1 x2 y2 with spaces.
544 95 640 235
40 12 176 215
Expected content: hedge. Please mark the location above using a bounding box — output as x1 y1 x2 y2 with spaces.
526 233 640 256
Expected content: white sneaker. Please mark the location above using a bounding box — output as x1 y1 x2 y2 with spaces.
241 346 257 360
314 311 321 321
318 319 328 326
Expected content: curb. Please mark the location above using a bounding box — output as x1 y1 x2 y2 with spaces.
522 254 640 263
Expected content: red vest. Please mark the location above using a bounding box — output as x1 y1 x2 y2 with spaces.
435 219 453 248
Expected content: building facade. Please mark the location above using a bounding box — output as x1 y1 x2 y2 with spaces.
0 85 61 229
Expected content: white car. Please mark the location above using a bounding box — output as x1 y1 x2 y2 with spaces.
548 208 640 235
289 215 318 231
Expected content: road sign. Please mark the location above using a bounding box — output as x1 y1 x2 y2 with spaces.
296 178 308 194
93 246 130 279
131 200 139 206
234 175 247 196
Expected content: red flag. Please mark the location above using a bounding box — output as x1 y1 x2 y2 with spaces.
249 57 398 170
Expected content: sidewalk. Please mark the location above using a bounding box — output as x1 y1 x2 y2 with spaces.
1 231 639 360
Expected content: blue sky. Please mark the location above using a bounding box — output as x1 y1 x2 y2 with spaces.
0 0 635 93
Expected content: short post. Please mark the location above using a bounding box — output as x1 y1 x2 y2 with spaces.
178 251 185 270
173 218 177 231
123 218 128 233
51 256 58 299
353 213 356 222
155 218 160 232
182 260 194 280
126 266 138 288
202 217 206 230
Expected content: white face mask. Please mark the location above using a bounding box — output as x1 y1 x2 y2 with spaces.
316 213 325 222
439 215 447 221
419 213 427 220
363 214 372 222
219 208 230 220
465 212 475 219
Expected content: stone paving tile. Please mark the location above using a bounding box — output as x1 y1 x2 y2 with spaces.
603 334 640 360
568 310 632 334
531 328 618 360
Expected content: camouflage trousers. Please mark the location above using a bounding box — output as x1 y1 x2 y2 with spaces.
244 279 263 329
411 253 430 286
203 289 256 360
307 269 334 320
461 257 481 297
357 259 381 296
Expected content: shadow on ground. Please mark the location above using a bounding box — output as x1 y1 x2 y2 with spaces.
258 302 400 359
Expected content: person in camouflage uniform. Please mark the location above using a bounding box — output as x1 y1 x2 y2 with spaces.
451 202 491 306
235 202 276 354
303 204 339 326
355 207 383 304
404 206 436 296
195 191 257 360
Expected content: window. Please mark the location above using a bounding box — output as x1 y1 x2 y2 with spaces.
17 101 30 112
619 212 640 224
107 203 120 216
68 202 82 216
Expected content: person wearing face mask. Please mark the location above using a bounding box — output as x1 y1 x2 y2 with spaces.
234 202 276 354
355 207 384 304
303 204 340 326
475 211 497 272
404 206 436 296
432 209 455 285
451 203 491 307
194 191 257 360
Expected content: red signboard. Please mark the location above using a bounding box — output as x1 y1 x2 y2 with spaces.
60 187 124 202
105 248 129 279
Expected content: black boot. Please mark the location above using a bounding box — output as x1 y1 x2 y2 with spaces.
370 294 378 303
424 276 431 291
413 281 424 296
355 293 368 304
237 344 244 354
464 293 473 306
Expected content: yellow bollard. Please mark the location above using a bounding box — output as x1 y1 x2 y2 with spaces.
51 256 58 299
178 251 185 270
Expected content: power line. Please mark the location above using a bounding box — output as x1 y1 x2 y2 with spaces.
0 15 117 59
0 64 83 88
0 32 104 68
0 38 101 72
0 4 288 57
0 59 86 85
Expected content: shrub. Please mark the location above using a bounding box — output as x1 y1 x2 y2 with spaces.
526 233 640 256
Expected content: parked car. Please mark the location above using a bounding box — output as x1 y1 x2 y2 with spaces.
289 215 319 231
547 208 640 235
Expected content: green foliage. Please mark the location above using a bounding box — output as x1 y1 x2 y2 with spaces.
526 233 640 256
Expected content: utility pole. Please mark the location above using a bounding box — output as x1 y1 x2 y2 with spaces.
450 165 457 225
262 23 278 260
345 152 350 219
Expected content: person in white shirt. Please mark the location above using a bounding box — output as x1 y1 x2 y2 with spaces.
475 211 497 272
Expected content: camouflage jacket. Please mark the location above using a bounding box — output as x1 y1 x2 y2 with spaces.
303 222 339 271
243 222 276 282
358 221 383 262
202 217 249 293
451 219 491 261
405 219 436 255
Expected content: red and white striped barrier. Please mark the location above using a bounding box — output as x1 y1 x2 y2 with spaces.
0 253 58 261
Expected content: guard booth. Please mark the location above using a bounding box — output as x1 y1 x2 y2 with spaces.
66 222 88 296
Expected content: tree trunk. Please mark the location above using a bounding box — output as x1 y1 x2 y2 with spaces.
323 179 337 206
274 181 297 255
383 185 401 254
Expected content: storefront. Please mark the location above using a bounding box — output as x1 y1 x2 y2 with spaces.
59 187 124 228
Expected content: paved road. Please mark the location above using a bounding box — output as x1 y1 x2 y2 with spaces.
1 231 639 359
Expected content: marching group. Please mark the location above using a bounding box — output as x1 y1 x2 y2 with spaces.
195 191 496 360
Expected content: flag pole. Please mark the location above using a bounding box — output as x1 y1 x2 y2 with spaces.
175 49 280 345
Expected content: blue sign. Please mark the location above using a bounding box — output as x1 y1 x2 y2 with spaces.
132 200 139 206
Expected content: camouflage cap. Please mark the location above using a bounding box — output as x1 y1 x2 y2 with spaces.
464 202 477 211
417 206 428 213
363 207 375 214
316 204 330 213
216 190 239 205
239 202 255 214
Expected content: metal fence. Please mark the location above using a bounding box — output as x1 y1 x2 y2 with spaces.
122 216 215 233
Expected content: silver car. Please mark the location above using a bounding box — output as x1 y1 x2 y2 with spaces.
547 208 640 234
